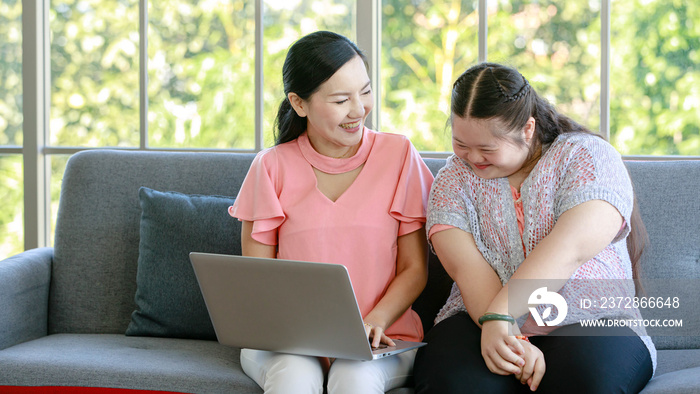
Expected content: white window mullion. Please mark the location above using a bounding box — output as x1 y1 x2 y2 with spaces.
255 0 264 150
356 0 380 131
478 0 488 62
140 0 148 149
22 0 51 250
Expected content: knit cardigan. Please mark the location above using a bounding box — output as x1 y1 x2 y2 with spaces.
427 132 656 371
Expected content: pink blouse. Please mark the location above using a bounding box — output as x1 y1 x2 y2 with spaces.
229 128 434 341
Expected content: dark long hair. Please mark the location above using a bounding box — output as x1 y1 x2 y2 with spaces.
274 31 367 145
451 62 647 279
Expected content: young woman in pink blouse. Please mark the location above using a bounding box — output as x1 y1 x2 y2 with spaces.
229 31 434 393
413 63 655 393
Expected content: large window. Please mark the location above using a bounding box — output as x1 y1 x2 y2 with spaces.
1 0 698 260
379 0 699 154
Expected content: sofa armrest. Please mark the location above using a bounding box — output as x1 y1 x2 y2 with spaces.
0 247 53 350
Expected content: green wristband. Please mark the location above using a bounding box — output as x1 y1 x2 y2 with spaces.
478 313 515 325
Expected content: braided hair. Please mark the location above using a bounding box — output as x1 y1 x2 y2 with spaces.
451 62 592 153
490 68 531 103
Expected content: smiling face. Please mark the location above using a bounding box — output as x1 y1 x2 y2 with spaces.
288 55 373 158
451 115 536 181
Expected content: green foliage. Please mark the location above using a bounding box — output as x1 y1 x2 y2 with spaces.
0 0 22 146
0 156 23 259
147 0 256 148
610 0 699 155
380 0 698 155
50 0 140 146
0 0 23 258
381 0 606 151
381 0 479 151
488 1 602 134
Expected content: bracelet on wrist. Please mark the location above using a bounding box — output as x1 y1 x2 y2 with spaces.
478 312 515 325
515 335 530 343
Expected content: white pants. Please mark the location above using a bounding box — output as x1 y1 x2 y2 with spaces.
240 348 417 394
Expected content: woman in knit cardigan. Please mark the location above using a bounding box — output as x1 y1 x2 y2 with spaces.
413 63 655 394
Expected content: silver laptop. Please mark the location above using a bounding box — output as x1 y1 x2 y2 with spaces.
189 252 426 361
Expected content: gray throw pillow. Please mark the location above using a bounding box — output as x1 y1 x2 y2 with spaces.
126 187 241 339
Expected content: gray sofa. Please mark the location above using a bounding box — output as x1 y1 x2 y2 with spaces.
1 149 699 393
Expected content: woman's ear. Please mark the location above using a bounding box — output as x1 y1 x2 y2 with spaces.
523 117 536 143
288 93 307 118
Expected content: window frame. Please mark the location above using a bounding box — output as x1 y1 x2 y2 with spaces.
5 0 698 252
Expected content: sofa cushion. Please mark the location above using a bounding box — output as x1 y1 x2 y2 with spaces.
0 333 259 392
126 187 241 339
640 367 700 394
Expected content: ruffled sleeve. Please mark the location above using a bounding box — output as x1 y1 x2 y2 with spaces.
389 140 435 236
228 149 286 245
553 135 634 243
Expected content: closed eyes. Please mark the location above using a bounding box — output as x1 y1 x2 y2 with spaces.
334 89 372 104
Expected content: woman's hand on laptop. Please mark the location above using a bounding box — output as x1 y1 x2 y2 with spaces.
364 321 396 349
